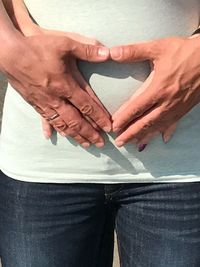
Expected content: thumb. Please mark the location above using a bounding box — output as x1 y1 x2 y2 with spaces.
110 40 160 62
68 38 109 62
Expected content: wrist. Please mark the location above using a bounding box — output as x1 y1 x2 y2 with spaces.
0 32 25 62
0 27 23 45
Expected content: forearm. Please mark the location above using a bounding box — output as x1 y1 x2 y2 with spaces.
2 0 41 35
0 0 20 42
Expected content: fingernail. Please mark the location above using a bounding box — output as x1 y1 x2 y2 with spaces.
163 135 171 143
60 132 66 137
82 142 90 148
113 127 120 133
44 131 50 139
115 140 124 147
98 47 109 57
95 142 104 148
111 47 122 59
103 126 112 133
138 144 147 152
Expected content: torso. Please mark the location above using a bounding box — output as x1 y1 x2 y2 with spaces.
1 0 200 183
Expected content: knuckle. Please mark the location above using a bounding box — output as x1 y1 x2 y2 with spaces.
68 120 81 132
95 118 106 127
63 88 73 99
80 104 93 116
50 81 64 93
50 100 62 110
55 122 68 132
42 107 53 117
85 45 93 59
141 120 154 131
132 109 142 118
33 105 44 115
124 46 135 61
68 131 78 138
90 133 100 143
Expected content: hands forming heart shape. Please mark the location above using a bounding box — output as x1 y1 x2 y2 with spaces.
2 26 200 151
40 29 200 151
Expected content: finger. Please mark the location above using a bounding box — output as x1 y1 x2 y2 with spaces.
34 100 103 147
112 70 155 121
32 102 91 146
115 106 165 147
53 124 90 148
70 58 109 113
65 38 110 62
62 75 112 132
55 102 105 147
112 76 159 132
110 40 160 62
69 58 110 130
41 117 53 139
162 122 178 143
46 111 91 147
137 131 160 145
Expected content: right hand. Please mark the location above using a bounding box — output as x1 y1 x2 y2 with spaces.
0 33 111 148
38 28 111 141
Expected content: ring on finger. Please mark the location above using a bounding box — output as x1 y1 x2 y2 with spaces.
47 113 60 121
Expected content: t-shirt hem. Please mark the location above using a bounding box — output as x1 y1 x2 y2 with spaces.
1 167 200 184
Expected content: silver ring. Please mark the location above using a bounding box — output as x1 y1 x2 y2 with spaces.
47 113 60 121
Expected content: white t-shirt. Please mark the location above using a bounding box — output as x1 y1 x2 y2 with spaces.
0 0 200 183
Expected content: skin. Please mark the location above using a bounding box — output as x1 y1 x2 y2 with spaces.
110 33 200 147
0 0 112 149
4 0 196 151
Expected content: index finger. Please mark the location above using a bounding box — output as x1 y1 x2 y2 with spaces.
63 76 112 132
112 77 159 132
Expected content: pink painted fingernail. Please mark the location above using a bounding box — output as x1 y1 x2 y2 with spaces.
138 144 147 152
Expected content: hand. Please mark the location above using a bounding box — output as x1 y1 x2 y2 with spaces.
110 35 200 148
38 28 109 140
0 33 111 148
113 68 178 151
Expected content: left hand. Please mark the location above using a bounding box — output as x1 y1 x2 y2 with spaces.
110 35 200 148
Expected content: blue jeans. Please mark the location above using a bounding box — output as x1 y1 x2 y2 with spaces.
1 171 200 267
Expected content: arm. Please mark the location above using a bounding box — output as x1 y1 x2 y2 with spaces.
2 0 41 35
0 0 22 45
